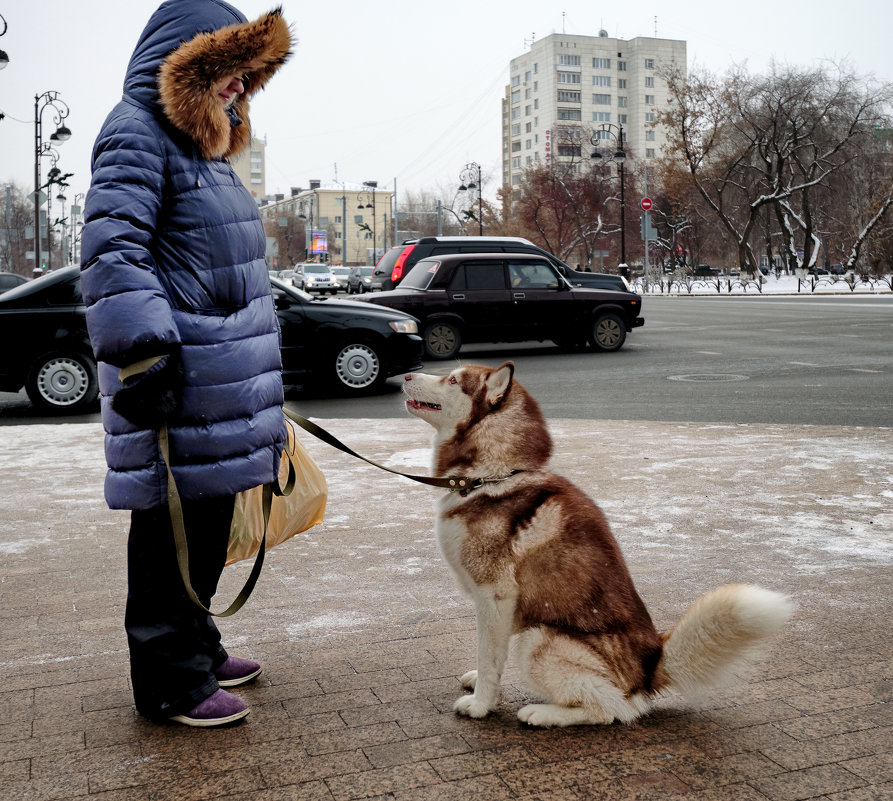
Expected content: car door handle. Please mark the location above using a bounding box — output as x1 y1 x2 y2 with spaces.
513 292 526 299
452 294 465 300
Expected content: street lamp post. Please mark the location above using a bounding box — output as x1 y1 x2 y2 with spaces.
298 195 314 261
590 123 626 268
56 191 67 266
34 91 71 273
357 181 378 262
0 13 10 70
458 162 483 235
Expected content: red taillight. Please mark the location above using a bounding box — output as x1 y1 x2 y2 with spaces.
391 245 416 284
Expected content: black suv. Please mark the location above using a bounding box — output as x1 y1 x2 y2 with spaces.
371 236 631 293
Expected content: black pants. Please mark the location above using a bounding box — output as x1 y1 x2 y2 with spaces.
125 495 235 719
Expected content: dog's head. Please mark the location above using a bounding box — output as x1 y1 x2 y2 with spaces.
403 362 552 476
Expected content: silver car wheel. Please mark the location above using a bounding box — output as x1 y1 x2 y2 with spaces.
34 356 92 407
335 343 381 390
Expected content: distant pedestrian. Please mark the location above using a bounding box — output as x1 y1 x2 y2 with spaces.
80 0 293 727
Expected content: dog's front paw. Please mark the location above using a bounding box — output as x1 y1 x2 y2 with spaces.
459 670 477 690
454 694 492 719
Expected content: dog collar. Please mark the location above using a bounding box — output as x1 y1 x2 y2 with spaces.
450 470 525 497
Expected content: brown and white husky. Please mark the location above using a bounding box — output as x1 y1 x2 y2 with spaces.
403 362 792 727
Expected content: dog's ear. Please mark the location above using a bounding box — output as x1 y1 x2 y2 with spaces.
485 362 514 407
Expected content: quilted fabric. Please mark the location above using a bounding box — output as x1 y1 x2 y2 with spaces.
81 0 292 510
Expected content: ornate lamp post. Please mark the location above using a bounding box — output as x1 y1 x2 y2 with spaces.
0 13 10 70
457 162 483 235
298 195 314 261
357 180 378 261
590 123 626 267
34 92 72 272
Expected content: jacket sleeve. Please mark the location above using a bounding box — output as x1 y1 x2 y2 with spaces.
80 108 181 368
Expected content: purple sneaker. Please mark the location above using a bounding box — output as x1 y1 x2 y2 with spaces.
169 689 248 727
214 656 262 687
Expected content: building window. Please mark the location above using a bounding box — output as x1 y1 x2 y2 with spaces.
525 105 531 116
592 93 611 105
526 139 532 149
617 78 627 89
526 156 533 165
645 130 655 141
558 90 580 102
645 148 655 158
593 111 611 122
558 54 581 66
593 75 611 87
534 81 538 91
511 123 521 136
511 90 521 103
525 88 531 99
593 57 610 69
645 112 655 122
558 108 582 120
512 141 522 152
535 134 539 143
512 107 520 120
644 58 655 69
526 122 532 132
511 75 521 87
525 70 531 82
593 129 612 140
534 98 539 109
335 215 342 223
645 76 655 88
618 60 627 71
512 157 521 168
558 72 581 84
645 94 655 105
618 96 628 107
557 145 582 157
619 114 628 124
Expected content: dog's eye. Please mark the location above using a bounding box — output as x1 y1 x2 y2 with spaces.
448 376 458 384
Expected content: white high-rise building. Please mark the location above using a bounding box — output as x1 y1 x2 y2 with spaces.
503 31 686 190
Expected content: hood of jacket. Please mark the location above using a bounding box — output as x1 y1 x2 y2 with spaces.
123 0 292 160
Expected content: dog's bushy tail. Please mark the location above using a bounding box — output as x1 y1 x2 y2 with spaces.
657 584 793 696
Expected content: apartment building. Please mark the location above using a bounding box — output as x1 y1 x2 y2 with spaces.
259 181 394 266
230 136 267 199
504 31 686 189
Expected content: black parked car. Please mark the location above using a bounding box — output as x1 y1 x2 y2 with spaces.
0 267 98 412
0 271 29 293
371 236 632 294
0 267 424 413
359 253 644 359
271 276 423 393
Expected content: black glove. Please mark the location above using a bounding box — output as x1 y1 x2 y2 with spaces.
112 354 183 429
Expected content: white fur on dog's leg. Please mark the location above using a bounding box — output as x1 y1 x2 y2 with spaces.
518 703 614 728
454 693 492 718
460 670 477 690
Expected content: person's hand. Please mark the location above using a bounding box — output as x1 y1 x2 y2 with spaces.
112 354 183 429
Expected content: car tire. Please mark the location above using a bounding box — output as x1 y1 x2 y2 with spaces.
423 321 461 360
589 313 626 352
331 341 385 393
25 350 99 412
346 284 353 295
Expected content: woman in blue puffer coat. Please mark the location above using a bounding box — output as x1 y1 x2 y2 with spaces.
81 0 292 727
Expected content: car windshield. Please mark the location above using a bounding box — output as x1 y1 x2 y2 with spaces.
304 265 329 274
357 267 373 276
400 260 440 290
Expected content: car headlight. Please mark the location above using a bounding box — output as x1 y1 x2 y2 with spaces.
388 320 418 334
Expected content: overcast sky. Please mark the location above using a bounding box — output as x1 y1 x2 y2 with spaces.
1 0 889 211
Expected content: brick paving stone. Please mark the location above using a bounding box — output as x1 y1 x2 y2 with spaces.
323 761 442 801
749 763 868 801
2 419 892 801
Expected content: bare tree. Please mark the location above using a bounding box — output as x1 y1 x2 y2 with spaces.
660 62 893 274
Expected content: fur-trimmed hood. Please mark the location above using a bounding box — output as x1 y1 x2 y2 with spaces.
123 0 292 159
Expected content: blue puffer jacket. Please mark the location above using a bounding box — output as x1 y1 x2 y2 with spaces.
81 0 293 510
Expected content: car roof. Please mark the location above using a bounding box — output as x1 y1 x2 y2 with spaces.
407 236 535 246
414 252 554 263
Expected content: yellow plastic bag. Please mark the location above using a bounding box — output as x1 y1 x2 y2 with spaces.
227 418 327 565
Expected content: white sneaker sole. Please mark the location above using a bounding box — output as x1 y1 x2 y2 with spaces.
216 667 262 687
169 707 250 727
